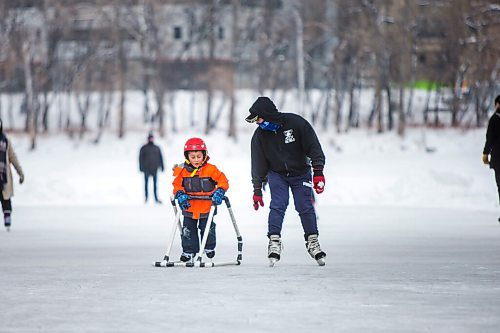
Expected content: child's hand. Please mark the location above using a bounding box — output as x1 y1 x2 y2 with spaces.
212 188 225 206
175 191 190 210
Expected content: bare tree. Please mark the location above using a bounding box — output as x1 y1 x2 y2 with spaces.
463 0 500 126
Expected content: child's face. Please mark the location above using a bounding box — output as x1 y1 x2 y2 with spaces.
188 151 204 167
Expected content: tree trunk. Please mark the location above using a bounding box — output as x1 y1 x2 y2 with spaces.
397 85 405 136
22 42 37 150
156 88 165 137
293 5 305 117
376 80 383 133
205 87 213 135
386 85 393 131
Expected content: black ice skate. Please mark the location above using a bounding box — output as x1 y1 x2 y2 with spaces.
268 235 282 267
4 214 11 232
306 234 326 266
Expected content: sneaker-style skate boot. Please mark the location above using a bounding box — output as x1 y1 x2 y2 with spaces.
267 235 282 267
179 252 194 263
204 249 215 259
306 234 326 266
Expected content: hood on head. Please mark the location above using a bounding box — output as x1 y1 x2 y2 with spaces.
245 97 283 125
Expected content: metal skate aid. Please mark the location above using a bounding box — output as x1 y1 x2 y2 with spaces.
154 197 183 264
153 195 242 268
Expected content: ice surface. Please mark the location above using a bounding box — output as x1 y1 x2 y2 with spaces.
1 205 499 332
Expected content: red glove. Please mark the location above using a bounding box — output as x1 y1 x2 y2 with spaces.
253 185 264 210
253 194 264 210
313 166 325 194
313 176 325 194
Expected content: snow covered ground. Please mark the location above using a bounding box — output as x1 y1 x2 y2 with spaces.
1 93 500 331
7 126 500 211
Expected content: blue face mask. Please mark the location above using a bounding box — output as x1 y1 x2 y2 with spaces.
259 121 280 132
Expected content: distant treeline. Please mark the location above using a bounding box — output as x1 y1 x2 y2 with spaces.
0 0 498 149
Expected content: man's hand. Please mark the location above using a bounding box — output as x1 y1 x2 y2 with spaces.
313 176 325 194
19 174 24 184
482 154 490 165
313 166 325 194
253 185 264 210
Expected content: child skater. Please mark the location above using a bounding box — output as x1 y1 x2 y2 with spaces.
172 138 229 262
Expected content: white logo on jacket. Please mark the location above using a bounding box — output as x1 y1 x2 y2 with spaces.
284 129 295 143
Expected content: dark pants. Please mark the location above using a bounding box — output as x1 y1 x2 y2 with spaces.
181 216 216 254
267 170 318 239
143 171 158 201
0 192 11 213
494 168 500 204
1 192 11 226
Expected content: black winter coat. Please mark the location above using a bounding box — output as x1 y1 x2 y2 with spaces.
483 108 500 169
251 113 325 185
139 142 164 173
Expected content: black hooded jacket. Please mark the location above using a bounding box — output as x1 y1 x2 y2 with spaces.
483 107 500 169
139 142 164 174
249 97 325 185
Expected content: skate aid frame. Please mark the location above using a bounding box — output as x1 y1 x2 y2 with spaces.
154 194 243 268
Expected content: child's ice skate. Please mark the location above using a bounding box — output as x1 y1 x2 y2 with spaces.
179 252 194 263
204 249 215 260
268 235 282 267
306 234 326 266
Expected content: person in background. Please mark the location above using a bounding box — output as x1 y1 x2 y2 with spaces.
172 137 229 262
139 132 164 204
0 119 24 231
246 96 327 266
482 94 500 222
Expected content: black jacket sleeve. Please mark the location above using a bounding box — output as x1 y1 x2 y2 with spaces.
139 146 145 172
301 119 325 168
483 115 498 154
251 131 269 186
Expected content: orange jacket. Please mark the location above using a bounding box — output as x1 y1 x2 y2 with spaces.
172 162 229 219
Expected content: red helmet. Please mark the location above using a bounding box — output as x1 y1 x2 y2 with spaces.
184 137 207 152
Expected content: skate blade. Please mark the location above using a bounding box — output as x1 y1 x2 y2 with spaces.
316 258 325 266
269 258 279 267
5 226 10 232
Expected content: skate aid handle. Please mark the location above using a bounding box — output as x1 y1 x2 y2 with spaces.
187 195 214 201
187 194 228 208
